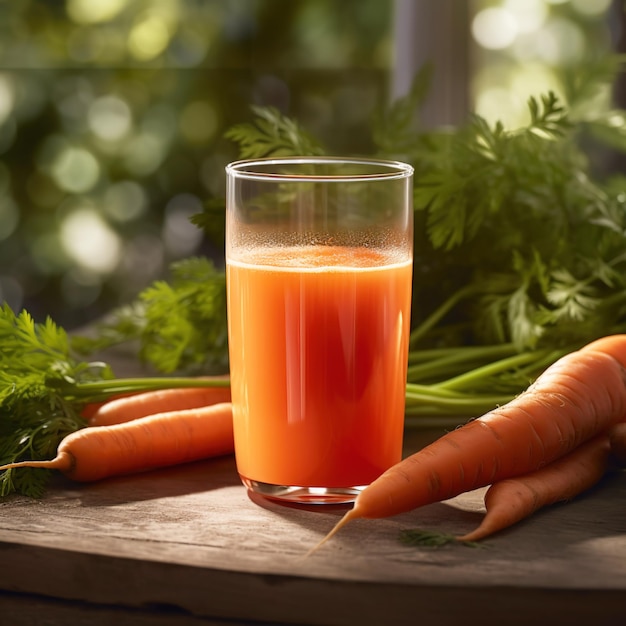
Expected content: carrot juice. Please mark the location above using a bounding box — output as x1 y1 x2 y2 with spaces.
226 244 412 496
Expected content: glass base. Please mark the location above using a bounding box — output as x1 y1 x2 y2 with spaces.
240 475 364 505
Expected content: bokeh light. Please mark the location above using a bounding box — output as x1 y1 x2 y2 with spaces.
128 13 172 61
60 207 122 273
0 0 616 329
571 0 612 17
472 0 613 126
102 180 148 222
51 147 101 194
534 17 586 65
88 95 133 142
0 75 15 125
472 7 518 50
122 132 166 176
66 0 127 25
503 0 548 34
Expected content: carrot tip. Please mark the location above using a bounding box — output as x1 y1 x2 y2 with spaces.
454 531 481 543
304 507 359 558
0 451 73 475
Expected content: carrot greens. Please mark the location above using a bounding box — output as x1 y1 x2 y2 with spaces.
71 256 229 375
3 56 626 499
0 305 227 497
73 58 626 399
215 60 626 375
223 104 325 159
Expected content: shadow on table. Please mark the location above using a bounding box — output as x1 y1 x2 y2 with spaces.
59 454 243 506
245 469 626 562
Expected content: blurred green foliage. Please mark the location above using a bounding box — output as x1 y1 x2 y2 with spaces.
0 0 391 328
0 0 620 331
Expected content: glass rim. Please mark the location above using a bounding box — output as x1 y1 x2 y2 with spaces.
225 156 414 182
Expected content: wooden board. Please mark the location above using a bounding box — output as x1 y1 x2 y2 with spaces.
1 427 625 626
1 346 625 625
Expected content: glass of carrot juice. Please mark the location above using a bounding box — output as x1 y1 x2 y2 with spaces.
225 157 413 504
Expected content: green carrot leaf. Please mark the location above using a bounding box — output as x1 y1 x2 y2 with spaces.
225 105 325 159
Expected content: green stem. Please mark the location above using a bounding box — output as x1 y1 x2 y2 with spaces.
57 376 230 402
404 385 513 415
431 349 553 392
409 285 476 346
515 348 568 381
408 346 468 364
407 343 517 382
408 342 517 363
403 382 476 399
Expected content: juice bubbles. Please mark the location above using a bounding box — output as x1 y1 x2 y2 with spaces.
227 245 412 495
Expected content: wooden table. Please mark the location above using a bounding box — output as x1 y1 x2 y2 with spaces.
1 350 625 625
1 429 625 626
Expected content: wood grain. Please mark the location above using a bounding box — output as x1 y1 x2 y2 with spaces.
1 348 625 625
0 429 625 626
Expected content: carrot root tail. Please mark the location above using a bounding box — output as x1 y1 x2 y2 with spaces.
0 451 73 474
455 526 491 544
305 508 359 557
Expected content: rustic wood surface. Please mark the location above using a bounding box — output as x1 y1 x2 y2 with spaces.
0 429 625 626
0 347 625 625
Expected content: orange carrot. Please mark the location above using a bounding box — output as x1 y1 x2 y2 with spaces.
88 382 231 426
609 422 626 467
456 433 612 543
80 392 143 420
0 402 234 482
311 341 626 550
574 334 626 467
576 334 626 368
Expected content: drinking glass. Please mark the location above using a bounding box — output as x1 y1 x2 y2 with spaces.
225 157 413 504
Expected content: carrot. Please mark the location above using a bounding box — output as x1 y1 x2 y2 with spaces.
88 382 231 426
80 392 144 420
575 334 626 368
575 334 626 468
310 341 626 551
0 402 234 482
455 433 613 543
609 422 626 467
